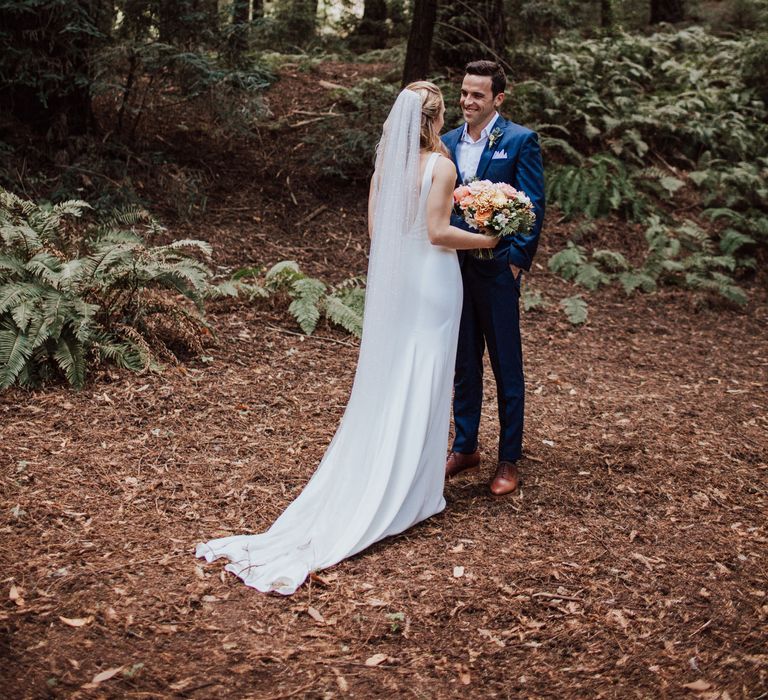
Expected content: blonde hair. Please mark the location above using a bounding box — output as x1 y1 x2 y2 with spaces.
405 81 444 154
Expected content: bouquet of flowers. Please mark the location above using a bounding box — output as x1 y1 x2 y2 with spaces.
453 180 536 260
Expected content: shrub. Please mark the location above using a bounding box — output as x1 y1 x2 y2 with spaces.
0 189 231 389
306 78 399 180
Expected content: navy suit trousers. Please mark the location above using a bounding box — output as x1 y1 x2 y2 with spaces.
452 261 524 463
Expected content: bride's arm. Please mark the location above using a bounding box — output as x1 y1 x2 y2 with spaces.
426 158 497 250
367 174 379 239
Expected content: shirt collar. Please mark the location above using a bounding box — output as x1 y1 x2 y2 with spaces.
460 112 500 144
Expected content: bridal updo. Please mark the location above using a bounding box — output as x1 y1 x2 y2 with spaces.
405 81 444 154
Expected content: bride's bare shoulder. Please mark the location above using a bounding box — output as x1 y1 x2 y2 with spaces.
433 154 457 178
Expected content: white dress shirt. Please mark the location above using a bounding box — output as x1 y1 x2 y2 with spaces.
456 112 500 183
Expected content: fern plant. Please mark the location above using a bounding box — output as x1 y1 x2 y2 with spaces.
546 154 645 221
262 261 365 338
548 215 749 305
0 188 228 389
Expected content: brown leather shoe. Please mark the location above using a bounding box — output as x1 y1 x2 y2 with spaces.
490 461 519 496
445 450 480 479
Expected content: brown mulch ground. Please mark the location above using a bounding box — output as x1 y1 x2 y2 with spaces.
2 63 767 699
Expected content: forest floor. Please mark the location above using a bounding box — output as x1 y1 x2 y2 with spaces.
2 63 767 699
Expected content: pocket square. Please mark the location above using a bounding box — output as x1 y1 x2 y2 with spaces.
492 149 508 160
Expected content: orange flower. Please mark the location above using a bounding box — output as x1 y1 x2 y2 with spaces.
475 209 492 224
453 185 471 203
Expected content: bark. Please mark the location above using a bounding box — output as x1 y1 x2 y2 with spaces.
402 0 438 85
600 0 614 28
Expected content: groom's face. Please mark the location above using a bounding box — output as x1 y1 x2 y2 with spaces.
460 74 504 130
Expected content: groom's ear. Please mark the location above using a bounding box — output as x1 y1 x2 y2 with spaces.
494 91 505 109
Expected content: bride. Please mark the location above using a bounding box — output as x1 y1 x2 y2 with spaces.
196 82 498 595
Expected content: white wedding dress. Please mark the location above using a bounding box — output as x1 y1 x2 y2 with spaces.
196 94 462 595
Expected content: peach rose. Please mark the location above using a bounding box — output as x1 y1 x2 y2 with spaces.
453 185 471 203
474 209 492 225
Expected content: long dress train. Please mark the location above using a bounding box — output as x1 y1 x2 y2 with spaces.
195 152 461 594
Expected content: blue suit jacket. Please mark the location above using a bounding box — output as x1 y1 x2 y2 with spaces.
442 115 545 273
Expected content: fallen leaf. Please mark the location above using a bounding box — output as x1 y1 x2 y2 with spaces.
60 616 94 628
307 606 324 623
683 679 712 691
607 609 629 630
9 585 24 607
91 666 124 684
364 653 388 667
457 663 471 685
453 566 465 578
365 598 387 607
450 543 464 553
335 673 349 692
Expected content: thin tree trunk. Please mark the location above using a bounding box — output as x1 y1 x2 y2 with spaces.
353 0 388 50
600 0 614 28
402 0 438 85
229 0 251 59
650 0 685 23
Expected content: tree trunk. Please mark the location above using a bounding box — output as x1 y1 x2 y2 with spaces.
432 0 507 70
402 0 438 85
253 0 264 19
650 0 685 23
352 0 389 50
600 0 614 28
228 0 251 59
289 0 318 38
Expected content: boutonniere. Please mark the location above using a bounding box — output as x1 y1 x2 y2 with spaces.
488 126 503 149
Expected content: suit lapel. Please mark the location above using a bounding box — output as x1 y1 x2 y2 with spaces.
475 115 508 181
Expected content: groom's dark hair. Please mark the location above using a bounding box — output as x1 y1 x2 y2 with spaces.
465 60 507 96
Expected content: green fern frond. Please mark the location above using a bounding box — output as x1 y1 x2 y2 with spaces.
0 282 45 314
53 333 86 388
0 254 27 278
158 239 213 258
11 300 35 331
324 294 363 338
560 295 588 325
25 252 63 288
0 324 33 388
2 223 42 251
265 260 302 291
592 249 629 271
289 277 326 335
548 242 588 280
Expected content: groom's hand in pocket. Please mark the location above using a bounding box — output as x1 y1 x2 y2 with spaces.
510 264 522 281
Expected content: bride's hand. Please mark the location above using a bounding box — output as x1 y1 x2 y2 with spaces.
480 234 499 249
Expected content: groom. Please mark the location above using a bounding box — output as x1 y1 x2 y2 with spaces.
442 60 545 496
